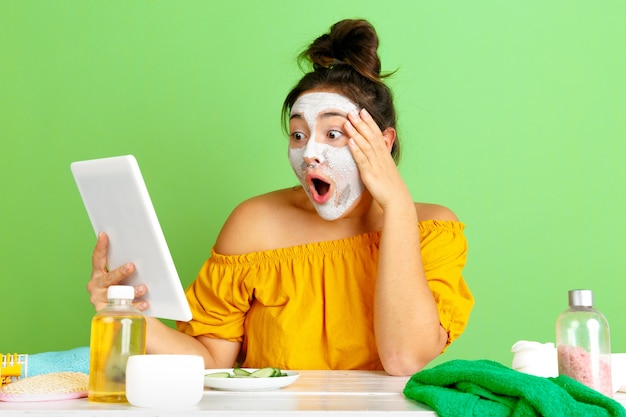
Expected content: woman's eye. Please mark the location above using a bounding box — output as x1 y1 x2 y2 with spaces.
328 130 344 140
291 132 306 141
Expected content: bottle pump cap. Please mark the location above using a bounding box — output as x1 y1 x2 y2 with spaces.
107 285 135 301
568 289 593 307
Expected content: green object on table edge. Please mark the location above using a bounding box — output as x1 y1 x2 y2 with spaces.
403 359 625 417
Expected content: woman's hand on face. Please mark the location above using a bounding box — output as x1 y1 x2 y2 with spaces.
87 232 149 312
345 109 410 209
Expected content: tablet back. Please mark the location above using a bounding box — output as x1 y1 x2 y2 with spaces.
71 155 193 322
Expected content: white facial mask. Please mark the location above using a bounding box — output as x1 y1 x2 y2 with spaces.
288 92 365 221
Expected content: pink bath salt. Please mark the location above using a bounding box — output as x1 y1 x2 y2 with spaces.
557 345 613 397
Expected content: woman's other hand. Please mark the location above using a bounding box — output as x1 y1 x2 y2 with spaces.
345 109 411 210
86 232 148 312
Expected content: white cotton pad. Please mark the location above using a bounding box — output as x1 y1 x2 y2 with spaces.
0 372 88 402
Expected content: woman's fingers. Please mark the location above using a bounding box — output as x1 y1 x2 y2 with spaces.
91 232 109 278
90 232 134 284
346 109 391 161
345 108 407 209
87 262 135 307
87 232 142 310
347 109 379 142
133 285 149 312
346 109 394 169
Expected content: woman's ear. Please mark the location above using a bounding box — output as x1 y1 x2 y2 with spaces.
382 127 397 153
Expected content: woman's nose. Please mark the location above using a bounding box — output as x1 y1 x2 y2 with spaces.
303 155 321 165
302 138 323 165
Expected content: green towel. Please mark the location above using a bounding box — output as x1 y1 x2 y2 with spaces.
403 359 626 417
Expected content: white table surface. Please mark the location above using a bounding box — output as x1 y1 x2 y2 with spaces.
1 370 625 416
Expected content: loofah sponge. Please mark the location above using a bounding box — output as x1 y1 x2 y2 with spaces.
0 372 89 402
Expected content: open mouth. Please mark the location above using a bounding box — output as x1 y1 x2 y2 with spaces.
312 178 330 197
308 176 332 204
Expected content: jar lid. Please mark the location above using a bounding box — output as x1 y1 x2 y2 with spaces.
568 289 593 307
107 285 135 300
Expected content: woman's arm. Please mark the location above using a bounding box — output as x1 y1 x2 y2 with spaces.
145 317 240 368
87 232 240 368
375 200 451 375
346 109 448 376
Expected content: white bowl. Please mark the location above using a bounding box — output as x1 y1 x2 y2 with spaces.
125 354 205 407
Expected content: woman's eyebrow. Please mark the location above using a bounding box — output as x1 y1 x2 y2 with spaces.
319 110 348 119
289 110 347 120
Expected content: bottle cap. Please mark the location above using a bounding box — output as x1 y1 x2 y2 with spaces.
107 285 135 300
568 289 593 307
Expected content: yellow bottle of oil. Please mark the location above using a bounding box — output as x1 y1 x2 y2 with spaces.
88 285 146 402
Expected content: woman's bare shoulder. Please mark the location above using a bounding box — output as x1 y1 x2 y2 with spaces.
415 202 460 222
214 187 303 255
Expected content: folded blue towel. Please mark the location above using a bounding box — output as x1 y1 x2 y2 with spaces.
26 347 90 377
404 359 626 417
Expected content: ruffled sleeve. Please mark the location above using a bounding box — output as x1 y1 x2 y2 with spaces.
419 220 474 349
176 250 256 342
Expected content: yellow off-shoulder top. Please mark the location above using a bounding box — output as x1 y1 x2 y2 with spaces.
177 220 474 370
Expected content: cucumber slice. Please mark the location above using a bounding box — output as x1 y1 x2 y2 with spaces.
205 371 231 378
233 368 251 376
249 367 278 378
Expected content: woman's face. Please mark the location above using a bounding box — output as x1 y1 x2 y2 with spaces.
288 91 364 221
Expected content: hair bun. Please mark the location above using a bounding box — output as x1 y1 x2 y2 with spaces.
305 19 382 83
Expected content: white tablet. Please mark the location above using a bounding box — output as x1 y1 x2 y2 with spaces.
71 155 193 322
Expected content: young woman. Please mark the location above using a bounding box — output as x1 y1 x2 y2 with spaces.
88 19 474 376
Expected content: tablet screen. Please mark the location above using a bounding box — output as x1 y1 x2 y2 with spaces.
71 155 193 322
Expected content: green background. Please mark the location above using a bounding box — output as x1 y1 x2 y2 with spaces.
2 0 624 369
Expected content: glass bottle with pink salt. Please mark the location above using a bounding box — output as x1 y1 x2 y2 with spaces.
556 289 613 397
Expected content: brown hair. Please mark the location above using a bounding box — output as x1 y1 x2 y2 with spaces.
282 19 400 164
